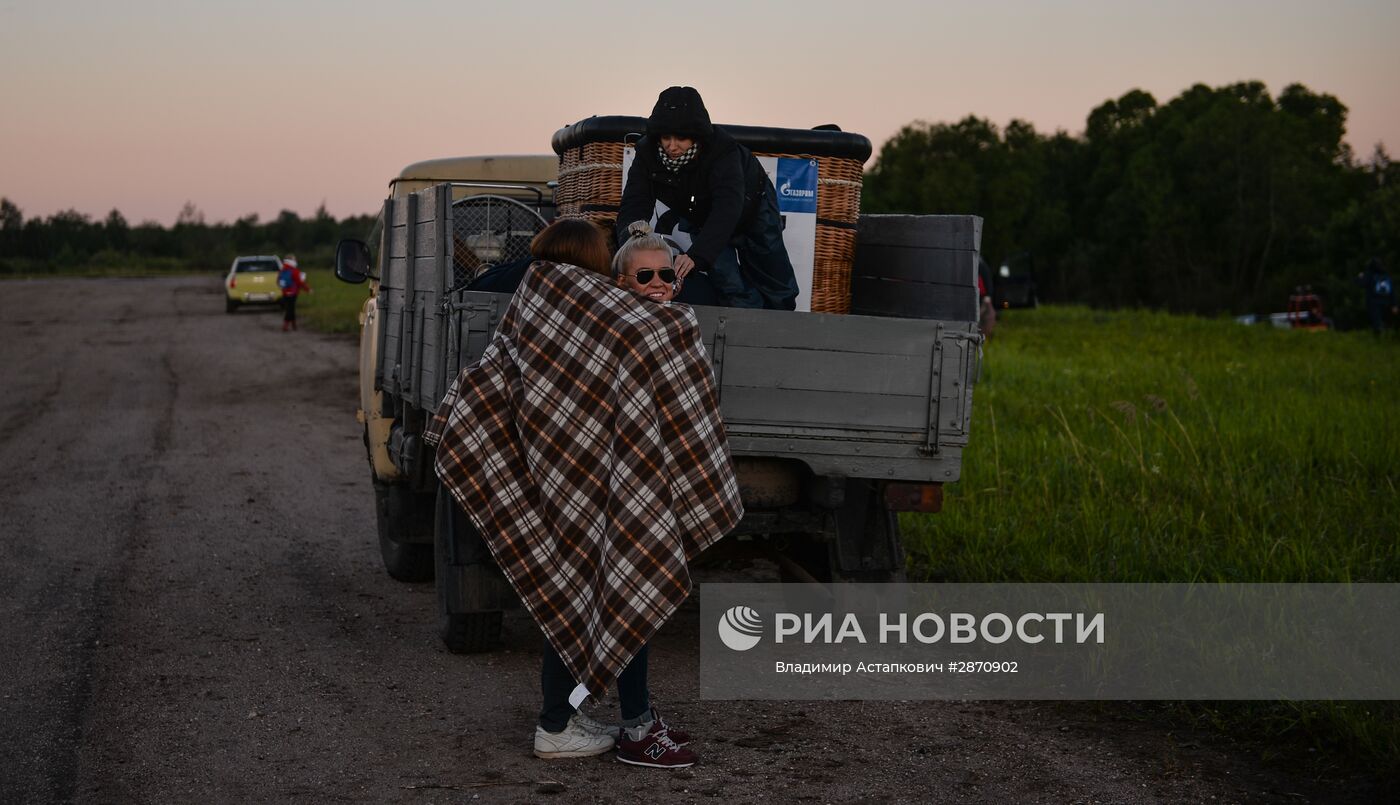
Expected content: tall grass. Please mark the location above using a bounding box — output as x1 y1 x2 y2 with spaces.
904 306 1400 771
907 306 1398 583
297 268 367 335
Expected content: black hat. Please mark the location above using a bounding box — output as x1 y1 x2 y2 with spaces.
646 86 714 140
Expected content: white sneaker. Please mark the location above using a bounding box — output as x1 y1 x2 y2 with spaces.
572 710 616 737
533 713 616 759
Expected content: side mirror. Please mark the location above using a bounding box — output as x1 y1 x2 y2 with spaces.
335 239 372 284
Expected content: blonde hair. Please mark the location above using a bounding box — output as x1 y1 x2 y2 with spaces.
611 221 673 278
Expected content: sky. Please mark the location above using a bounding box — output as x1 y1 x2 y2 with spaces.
2 0 1397 226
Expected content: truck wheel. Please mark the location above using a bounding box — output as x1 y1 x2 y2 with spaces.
434 487 510 654
440 608 503 655
373 480 434 582
225 299 238 314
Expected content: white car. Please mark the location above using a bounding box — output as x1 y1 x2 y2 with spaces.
225 255 283 313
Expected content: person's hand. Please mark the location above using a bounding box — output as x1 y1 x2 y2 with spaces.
674 253 696 279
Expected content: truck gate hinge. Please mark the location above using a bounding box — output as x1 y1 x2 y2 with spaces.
921 324 945 456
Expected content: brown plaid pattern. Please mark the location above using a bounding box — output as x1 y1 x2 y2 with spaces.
426 261 743 700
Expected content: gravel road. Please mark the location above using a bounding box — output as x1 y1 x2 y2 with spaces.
0 275 1389 803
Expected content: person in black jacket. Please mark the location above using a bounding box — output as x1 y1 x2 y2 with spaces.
616 86 798 310
1357 257 1397 335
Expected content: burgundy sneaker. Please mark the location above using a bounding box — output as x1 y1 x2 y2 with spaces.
616 721 697 769
651 708 690 746
617 709 691 746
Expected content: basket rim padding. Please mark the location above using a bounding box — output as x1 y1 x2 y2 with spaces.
552 115 871 162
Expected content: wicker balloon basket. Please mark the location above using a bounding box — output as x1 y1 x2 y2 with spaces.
553 119 869 314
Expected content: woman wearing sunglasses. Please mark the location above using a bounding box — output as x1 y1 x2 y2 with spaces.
613 221 682 304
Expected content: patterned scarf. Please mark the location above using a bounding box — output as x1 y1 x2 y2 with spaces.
658 142 699 172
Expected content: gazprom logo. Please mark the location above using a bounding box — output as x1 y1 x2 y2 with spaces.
718 605 764 651
779 178 815 199
774 158 818 214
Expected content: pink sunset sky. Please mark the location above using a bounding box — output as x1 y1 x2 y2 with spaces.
2 0 1397 226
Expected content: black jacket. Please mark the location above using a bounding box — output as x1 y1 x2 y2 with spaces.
617 88 767 271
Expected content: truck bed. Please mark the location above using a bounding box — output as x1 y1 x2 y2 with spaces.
375 185 979 486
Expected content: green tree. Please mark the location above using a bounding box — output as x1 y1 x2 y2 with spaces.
271 209 302 254
0 198 21 232
863 115 1070 276
0 198 22 260
103 208 129 252
865 80 1370 316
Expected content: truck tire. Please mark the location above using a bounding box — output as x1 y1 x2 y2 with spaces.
434 487 511 654
225 299 238 314
440 608 503 655
373 480 434 582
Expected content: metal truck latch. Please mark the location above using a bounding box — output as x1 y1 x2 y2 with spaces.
921 324 945 456
711 318 728 403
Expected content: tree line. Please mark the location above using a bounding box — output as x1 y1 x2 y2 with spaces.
4 80 1394 325
0 200 375 275
863 80 1398 327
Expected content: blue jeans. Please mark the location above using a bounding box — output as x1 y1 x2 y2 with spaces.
539 640 650 731
698 182 799 310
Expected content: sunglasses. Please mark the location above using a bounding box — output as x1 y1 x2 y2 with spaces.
627 268 676 284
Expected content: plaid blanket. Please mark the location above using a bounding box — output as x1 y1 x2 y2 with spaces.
426 261 743 705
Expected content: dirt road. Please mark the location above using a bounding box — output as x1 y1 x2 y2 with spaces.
0 276 1387 803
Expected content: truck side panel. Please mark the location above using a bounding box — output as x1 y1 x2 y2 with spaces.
378 186 980 486
379 185 453 415
434 291 977 483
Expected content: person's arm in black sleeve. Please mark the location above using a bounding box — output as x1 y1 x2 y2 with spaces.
616 148 655 242
684 148 746 270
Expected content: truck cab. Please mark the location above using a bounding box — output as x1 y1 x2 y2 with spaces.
344 155 557 582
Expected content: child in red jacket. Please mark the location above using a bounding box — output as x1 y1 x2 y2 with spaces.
278 255 312 331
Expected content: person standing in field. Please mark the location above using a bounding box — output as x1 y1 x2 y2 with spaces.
1357 257 1397 336
977 258 996 339
278 255 312 332
616 86 798 310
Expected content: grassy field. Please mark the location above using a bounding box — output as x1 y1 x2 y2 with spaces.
905 306 1398 583
904 306 1399 770
297 267 368 334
